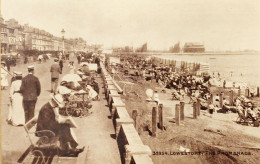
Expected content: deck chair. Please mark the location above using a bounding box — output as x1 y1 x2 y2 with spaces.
18 115 60 164
236 109 255 126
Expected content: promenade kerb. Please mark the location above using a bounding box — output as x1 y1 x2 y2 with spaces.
100 62 153 164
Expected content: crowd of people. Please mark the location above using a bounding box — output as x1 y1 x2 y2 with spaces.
1 51 103 156
109 55 260 126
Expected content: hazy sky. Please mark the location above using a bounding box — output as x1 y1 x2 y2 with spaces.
1 0 260 50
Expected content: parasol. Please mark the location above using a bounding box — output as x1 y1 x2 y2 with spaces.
61 74 82 82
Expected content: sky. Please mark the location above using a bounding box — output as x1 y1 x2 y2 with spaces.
1 0 260 51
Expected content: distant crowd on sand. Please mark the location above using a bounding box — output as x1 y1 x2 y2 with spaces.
107 55 260 127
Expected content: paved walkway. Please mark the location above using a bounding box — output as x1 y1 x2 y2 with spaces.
1 56 121 164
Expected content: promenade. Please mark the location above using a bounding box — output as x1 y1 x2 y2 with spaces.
1 56 121 164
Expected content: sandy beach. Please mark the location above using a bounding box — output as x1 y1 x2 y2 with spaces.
108 54 260 164
156 54 260 88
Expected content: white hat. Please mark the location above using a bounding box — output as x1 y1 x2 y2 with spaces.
51 94 65 108
86 85 92 90
27 65 35 70
14 71 22 76
57 86 71 95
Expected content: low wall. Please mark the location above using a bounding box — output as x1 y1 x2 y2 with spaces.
100 62 153 164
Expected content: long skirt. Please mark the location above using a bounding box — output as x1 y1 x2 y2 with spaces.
1 74 9 87
11 93 25 126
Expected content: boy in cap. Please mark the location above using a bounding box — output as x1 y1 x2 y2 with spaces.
20 65 41 122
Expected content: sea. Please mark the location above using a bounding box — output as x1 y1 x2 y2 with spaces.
156 54 260 88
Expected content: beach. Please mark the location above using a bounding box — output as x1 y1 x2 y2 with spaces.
156 54 260 88
107 53 260 164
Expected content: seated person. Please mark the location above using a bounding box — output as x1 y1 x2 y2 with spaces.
245 102 257 119
86 85 98 100
36 94 84 156
208 103 216 114
59 80 82 91
218 98 231 113
153 90 161 105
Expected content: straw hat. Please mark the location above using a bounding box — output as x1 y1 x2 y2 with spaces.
51 94 65 108
57 86 71 95
14 71 22 77
27 65 35 70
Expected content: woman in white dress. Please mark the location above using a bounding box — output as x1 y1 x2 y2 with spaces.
9 72 25 126
1 62 9 90
86 85 98 100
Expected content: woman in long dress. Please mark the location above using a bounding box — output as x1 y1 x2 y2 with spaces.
9 72 25 126
1 62 9 90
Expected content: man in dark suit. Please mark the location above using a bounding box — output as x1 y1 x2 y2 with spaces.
50 58 61 93
20 65 41 123
59 59 64 74
6 56 11 71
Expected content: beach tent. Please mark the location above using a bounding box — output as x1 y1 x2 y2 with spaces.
109 57 120 66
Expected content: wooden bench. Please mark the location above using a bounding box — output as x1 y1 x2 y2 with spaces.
110 97 125 116
105 76 112 82
104 80 114 93
114 107 131 120
118 124 152 164
105 85 118 100
130 154 153 164
108 90 120 105
114 107 133 136
119 124 143 145
18 115 60 163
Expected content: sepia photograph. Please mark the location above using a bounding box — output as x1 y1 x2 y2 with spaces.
1 0 260 163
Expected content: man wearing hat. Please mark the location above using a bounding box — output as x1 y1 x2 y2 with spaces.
50 58 61 93
6 56 11 71
36 94 84 156
20 65 41 123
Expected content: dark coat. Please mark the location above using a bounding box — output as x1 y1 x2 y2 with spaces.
36 102 59 135
20 74 41 101
50 63 61 78
59 60 63 68
5 58 11 70
36 102 77 147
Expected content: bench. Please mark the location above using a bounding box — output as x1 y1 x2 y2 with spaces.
130 154 153 164
108 90 120 105
114 107 133 136
109 97 125 116
104 80 114 94
105 84 118 100
118 124 152 164
105 76 112 82
18 115 60 163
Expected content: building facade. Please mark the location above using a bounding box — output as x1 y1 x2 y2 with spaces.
1 17 87 54
183 42 205 53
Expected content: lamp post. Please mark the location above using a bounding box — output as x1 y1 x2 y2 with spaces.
61 28 65 55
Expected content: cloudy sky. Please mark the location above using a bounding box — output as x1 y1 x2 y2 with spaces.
2 0 260 51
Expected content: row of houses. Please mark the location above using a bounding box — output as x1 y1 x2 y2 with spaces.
1 17 87 54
